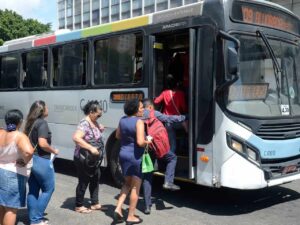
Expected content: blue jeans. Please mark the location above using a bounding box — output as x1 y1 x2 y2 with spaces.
27 155 55 224
143 151 177 208
166 122 184 153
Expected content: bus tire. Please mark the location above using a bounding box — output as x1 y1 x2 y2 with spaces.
109 139 124 188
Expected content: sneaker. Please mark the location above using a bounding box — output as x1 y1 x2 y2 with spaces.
144 206 151 215
163 183 180 191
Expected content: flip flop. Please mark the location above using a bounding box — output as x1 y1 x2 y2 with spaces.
75 206 92 214
90 204 108 211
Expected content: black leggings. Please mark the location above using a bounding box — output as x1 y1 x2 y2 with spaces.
74 157 101 207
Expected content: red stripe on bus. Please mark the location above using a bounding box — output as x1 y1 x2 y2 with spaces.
34 35 56 46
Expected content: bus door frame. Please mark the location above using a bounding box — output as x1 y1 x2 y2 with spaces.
148 28 197 180
194 25 218 186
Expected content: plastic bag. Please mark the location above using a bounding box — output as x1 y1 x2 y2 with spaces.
142 145 154 173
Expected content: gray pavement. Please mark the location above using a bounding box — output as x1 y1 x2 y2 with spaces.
16 160 300 225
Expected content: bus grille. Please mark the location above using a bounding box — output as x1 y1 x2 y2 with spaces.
261 157 300 180
256 122 300 140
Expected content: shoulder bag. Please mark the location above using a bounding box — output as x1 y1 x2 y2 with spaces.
78 121 104 176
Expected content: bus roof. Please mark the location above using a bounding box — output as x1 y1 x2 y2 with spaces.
0 0 298 54
0 1 204 53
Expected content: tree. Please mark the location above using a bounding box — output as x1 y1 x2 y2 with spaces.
0 9 51 46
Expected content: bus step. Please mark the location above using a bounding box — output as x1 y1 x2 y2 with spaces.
175 155 189 173
153 171 194 184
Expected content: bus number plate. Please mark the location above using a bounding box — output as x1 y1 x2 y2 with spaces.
282 165 297 174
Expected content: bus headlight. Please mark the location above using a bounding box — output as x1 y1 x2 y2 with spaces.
230 139 243 153
226 133 260 165
246 147 258 162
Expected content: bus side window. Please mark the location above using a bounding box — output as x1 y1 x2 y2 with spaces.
22 49 48 88
93 33 143 86
0 54 18 89
53 42 88 87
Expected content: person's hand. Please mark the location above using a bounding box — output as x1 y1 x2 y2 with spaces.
90 146 100 156
145 140 152 145
53 148 59 155
99 124 105 132
16 158 26 167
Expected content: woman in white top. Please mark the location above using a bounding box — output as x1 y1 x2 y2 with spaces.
0 109 34 225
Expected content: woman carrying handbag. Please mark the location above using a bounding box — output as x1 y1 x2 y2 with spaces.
72 100 107 213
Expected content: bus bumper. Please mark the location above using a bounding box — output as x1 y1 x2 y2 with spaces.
220 153 300 189
220 154 267 189
267 173 300 187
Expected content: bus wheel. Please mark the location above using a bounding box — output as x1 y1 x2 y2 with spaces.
109 140 124 188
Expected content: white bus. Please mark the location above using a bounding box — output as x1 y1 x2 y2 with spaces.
0 0 300 189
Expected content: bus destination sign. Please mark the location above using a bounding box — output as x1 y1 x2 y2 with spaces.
110 91 144 103
232 1 299 34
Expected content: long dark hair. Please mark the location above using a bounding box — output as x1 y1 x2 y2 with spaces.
24 100 46 135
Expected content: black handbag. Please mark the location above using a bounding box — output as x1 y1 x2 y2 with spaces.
78 121 104 176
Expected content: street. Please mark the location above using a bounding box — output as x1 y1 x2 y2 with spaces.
16 159 300 225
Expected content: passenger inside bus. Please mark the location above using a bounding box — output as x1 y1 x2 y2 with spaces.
154 74 188 154
153 32 190 158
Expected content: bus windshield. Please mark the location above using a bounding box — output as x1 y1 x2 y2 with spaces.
225 34 300 118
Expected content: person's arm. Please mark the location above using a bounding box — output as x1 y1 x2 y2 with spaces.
38 138 59 155
16 133 34 164
73 129 99 155
116 126 121 140
37 121 59 155
136 119 151 147
153 91 165 105
154 110 186 123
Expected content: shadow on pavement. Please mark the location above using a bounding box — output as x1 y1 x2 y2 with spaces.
148 177 300 216
54 158 300 216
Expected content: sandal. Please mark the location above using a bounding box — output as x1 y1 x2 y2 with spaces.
90 204 108 211
75 206 92 214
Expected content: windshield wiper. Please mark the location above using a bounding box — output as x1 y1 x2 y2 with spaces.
256 30 282 104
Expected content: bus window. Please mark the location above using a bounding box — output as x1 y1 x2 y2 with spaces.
22 49 48 88
0 54 19 89
93 33 143 85
52 42 88 87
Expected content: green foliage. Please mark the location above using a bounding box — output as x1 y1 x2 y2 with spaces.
0 9 51 46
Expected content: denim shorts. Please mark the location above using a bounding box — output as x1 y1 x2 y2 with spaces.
0 168 27 209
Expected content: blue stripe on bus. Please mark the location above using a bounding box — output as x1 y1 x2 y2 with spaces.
56 31 81 43
247 135 300 159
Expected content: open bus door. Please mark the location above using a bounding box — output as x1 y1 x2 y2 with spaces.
149 28 197 181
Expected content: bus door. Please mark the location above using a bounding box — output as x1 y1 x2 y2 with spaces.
150 28 197 180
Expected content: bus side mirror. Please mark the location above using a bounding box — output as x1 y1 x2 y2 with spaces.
227 46 239 77
219 31 240 81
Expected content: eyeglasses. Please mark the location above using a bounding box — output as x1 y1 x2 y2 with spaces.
96 112 102 118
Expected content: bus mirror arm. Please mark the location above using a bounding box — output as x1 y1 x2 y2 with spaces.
218 30 240 50
216 73 239 95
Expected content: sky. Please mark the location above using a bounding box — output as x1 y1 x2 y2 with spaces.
0 0 58 30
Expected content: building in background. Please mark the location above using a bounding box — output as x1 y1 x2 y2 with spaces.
267 0 300 17
58 1 300 31
58 0 200 30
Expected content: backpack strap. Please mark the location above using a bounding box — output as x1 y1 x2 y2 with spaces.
149 109 155 118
